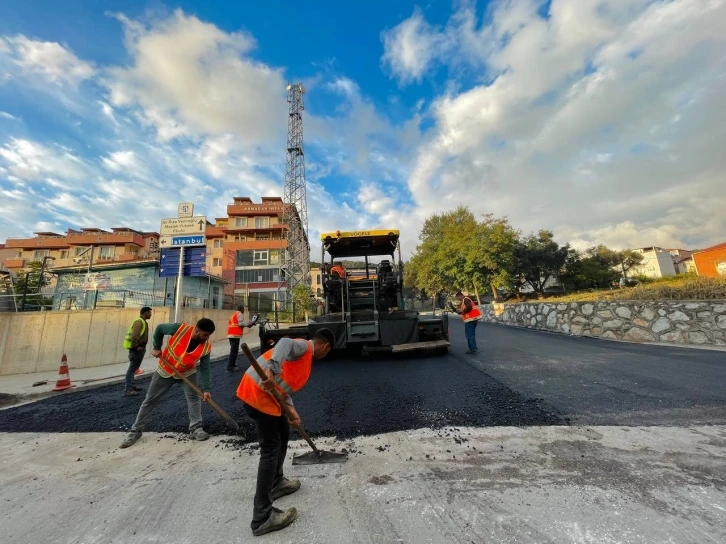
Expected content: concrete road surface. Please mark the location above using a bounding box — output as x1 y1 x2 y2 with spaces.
1 426 724 543
1 318 725 542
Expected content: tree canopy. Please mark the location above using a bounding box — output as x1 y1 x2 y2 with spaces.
406 207 640 300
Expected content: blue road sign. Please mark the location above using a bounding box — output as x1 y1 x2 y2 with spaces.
171 235 205 246
159 248 208 278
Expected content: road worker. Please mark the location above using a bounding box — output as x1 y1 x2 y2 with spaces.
122 306 152 396
237 328 335 536
227 305 257 372
455 291 482 354
119 318 216 448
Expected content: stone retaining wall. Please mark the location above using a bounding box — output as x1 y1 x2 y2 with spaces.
480 300 726 347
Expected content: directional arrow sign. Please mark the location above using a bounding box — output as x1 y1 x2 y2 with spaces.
160 216 207 236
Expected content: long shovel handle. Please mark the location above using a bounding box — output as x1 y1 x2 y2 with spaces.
240 343 321 455
159 357 240 432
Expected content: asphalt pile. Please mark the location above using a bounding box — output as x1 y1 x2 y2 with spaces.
0 349 563 438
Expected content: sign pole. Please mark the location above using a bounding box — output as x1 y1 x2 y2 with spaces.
174 246 184 322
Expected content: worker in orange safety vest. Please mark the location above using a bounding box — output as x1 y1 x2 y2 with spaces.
237 328 335 537
455 291 482 354
227 305 258 372
119 318 216 449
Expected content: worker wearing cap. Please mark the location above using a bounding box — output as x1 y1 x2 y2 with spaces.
236 328 335 537
455 291 482 354
227 305 257 372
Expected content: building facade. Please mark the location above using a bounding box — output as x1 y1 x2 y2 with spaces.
2 228 160 273
203 196 308 303
692 242 726 278
631 247 677 278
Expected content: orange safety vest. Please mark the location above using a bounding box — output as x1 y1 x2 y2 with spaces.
158 323 212 379
331 265 346 277
227 312 244 337
236 341 314 416
461 297 482 323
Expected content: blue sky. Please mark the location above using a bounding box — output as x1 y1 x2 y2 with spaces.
1 0 725 256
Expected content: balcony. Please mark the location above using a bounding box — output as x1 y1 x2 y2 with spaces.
65 232 146 246
4 258 25 268
5 237 70 250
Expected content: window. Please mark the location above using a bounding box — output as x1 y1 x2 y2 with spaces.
74 246 87 256
213 239 223 248
255 216 270 229
60 250 69 259
33 250 50 260
98 246 115 259
235 217 247 228
269 250 280 265
317 288 322 297
317 274 321 284
213 258 222 267
233 235 247 242
236 250 254 266
254 250 268 266
235 268 280 283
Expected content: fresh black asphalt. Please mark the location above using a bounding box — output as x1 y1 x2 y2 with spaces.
1 319 724 438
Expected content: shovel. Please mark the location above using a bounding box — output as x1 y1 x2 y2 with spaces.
158 356 242 435
240 343 347 466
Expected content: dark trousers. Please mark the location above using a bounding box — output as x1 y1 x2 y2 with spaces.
464 320 478 351
125 348 145 389
228 337 241 370
243 402 290 529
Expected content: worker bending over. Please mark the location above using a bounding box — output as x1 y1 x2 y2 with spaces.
237 329 335 536
119 318 216 449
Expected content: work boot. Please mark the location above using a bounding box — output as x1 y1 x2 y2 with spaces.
123 389 139 396
191 427 209 441
226 366 239 372
252 507 297 537
271 478 301 501
130 385 143 392
120 431 141 449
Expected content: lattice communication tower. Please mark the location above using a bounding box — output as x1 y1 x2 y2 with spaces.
280 83 310 296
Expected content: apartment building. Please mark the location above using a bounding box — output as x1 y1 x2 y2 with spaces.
692 242 726 278
630 247 677 278
204 196 308 301
2 228 160 272
668 248 696 274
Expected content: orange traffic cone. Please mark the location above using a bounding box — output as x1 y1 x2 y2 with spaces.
52 354 74 391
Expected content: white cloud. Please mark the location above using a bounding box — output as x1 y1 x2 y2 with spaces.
0 111 17 120
0 138 87 181
106 10 286 145
393 0 726 251
0 35 94 85
380 7 454 85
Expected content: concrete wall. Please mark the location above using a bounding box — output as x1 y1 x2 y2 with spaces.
0 307 244 375
481 300 726 347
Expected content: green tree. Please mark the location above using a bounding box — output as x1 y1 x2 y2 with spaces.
14 261 53 310
560 245 620 290
616 249 644 278
465 214 520 301
291 283 314 321
513 230 570 297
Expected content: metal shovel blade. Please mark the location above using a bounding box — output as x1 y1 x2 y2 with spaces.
292 450 349 466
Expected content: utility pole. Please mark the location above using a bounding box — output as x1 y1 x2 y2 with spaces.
280 82 311 301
